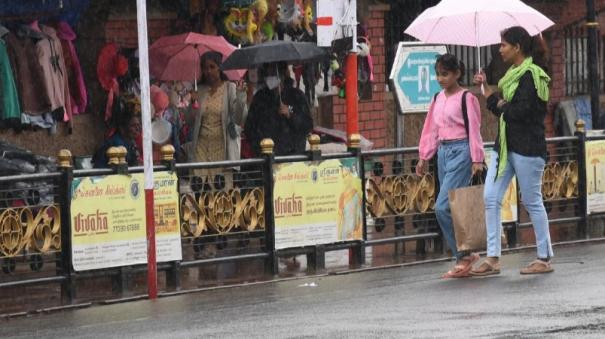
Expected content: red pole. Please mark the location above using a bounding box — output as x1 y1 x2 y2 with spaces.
345 52 359 136
145 189 157 299
345 51 358 267
136 0 157 299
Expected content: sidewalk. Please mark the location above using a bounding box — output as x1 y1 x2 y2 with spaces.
1 242 604 338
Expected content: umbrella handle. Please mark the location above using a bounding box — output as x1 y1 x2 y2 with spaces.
476 45 484 95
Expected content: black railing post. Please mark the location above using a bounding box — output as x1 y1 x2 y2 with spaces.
575 119 588 239
57 149 75 304
307 245 325 274
513 177 521 249
261 139 278 275
348 134 365 268
115 146 130 175
431 156 445 255
306 134 327 272
107 146 130 295
160 144 177 172
586 0 600 128
161 145 180 291
307 134 322 162
106 146 126 174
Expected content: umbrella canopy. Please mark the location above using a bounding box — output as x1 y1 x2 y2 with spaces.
149 32 246 82
404 0 555 47
221 40 328 70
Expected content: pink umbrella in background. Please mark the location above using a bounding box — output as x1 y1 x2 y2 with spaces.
149 32 246 85
404 0 555 70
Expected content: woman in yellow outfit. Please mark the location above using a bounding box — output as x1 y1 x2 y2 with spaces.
184 51 248 189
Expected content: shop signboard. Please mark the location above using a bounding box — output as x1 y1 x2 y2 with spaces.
273 158 363 250
316 0 357 47
390 43 447 113
70 172 181 271
585 140 605 214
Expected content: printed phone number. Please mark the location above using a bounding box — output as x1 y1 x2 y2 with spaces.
112 224 141 232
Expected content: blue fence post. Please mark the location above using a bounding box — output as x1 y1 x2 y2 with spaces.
57 149 75 304
574 119 588 239
261 139 278 275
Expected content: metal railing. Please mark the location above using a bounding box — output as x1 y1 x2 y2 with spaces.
1 121 601 311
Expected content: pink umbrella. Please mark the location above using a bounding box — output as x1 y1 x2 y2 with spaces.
149 32 246 83
404 0 555 69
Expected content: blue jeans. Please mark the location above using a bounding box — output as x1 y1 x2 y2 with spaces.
435 140 472 260
484 150 553 258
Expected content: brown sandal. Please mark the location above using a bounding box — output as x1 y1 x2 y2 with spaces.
469 260 501 276
520 260 553 275
441 253 479 279
441 265 471 279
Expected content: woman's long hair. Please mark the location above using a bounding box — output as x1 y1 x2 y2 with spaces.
501 26 549 73
200 51 228 83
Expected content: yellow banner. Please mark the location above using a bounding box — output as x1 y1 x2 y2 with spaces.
273 158 363 250
70 172 181 271
585 140 605 214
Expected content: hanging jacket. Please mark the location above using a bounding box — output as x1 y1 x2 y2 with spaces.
4 27 52 115
39 25 68 120
0 29 20 125
54 21 87 115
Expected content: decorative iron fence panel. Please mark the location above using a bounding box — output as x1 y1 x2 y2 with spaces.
0 172 64 287
0 129 599 312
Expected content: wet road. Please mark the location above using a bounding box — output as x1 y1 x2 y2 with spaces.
1 243 605 338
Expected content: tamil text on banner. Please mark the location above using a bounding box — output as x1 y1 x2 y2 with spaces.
585 140 605 214
273 158 363 250
70 172 181 271
151 172 181 262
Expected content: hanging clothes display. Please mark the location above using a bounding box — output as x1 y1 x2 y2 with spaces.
54 21 87 115
4 26 52 115
39 24 68 121
97 42 129 122
0 26 21 127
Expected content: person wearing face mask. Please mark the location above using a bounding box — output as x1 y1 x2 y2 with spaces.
244 62 313 157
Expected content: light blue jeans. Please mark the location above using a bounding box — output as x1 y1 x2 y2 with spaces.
484 150 554 259
435 140 472 260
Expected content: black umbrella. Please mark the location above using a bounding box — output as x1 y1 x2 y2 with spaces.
221 40 328 70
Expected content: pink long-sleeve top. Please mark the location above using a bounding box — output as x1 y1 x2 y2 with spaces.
418 89 484 163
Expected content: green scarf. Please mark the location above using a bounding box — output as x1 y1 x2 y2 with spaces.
495 57 550 178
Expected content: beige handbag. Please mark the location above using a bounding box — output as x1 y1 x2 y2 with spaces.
449 179 487 252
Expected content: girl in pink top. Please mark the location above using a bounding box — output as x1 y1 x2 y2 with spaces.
416 54 485 278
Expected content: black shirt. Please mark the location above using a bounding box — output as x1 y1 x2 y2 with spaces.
487 71 547 159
